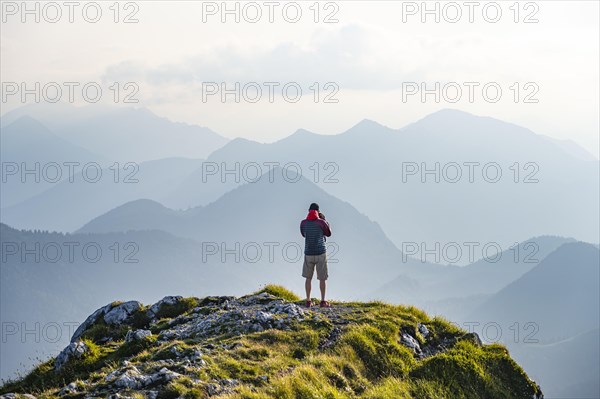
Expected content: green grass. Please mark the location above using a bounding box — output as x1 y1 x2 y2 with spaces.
342 324 415 379
410 341 539 399
116 334 157 358
154 297 200 319
254 285 300 302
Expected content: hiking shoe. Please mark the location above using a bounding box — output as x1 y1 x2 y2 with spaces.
306 300 313 308
320 300 331 308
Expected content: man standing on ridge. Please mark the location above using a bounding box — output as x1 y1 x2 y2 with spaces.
300 202 332 308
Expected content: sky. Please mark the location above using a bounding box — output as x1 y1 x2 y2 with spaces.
1 0 599 156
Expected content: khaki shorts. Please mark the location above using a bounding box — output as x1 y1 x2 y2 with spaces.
302 253 328 281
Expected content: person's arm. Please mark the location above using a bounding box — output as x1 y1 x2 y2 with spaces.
300 220 306 237
319 219 332 237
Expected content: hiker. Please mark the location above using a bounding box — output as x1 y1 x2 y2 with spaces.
300 202 332 308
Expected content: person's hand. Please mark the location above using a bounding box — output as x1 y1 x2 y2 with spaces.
318 212 325 220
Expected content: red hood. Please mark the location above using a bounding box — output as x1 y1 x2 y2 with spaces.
306 210 319 220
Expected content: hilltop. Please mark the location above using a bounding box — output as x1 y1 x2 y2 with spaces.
0 286 543 399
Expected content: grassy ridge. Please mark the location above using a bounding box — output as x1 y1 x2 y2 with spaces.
1 285 542 399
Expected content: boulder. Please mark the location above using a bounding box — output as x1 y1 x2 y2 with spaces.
114 368 147 389
418 323 430 338
104 301 143 325
400 332 422 354
146 296 183 319
55 341 89 371
71 303 113 342
59 382 79 395
109 366 180 389
71 301 143 342
125 329 152 343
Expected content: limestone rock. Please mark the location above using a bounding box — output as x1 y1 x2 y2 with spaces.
125 329 152 343
55 340 89 371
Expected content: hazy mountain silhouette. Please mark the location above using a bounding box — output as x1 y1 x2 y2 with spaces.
1 104 229 162
511 328 599 399
163 109 599 251
0 116 101 163
372 236 576 314
468 242 599 342
1 158 203 232
1 103 115 130
544 136 598 162
0 116 105 207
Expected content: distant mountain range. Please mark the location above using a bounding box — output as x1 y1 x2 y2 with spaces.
468 241 600 342
1 104 227 215
511 328 600 398
1 157 204 231
2 107 598 252
375 235 578 309
175 109 598 250
0 116 105 207
1 116 102 165
1 103 228 163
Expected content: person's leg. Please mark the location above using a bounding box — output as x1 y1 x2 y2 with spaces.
315 253 328 303
319 279 326 302
305 277 312 302
302 255 315 304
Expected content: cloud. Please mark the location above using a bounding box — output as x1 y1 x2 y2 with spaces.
101 24 424 92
